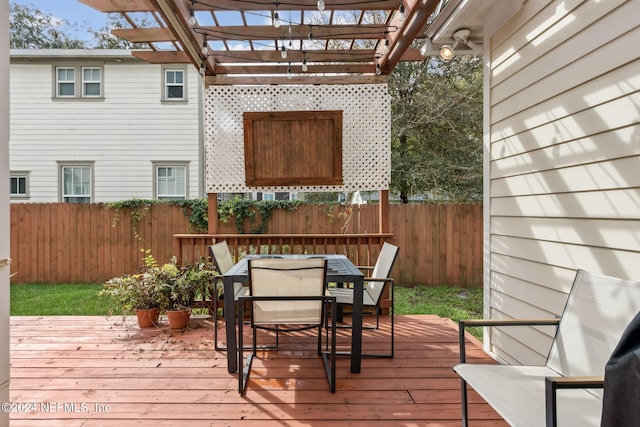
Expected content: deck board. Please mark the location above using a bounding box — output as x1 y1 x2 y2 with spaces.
9 315 507 426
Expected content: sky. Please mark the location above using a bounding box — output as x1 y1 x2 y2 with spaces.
11 0 111 41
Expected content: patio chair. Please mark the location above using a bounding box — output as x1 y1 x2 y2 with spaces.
237 258 337 395
209 241 249 351
328 241 399 358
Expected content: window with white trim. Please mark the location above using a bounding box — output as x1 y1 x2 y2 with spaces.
164 69 185 100
155 165 187 200
82 67 102 97
61 165 92 203
56 67 75 97
10 173 29 198
54 65 103 99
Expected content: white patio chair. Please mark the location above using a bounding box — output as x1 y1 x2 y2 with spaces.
209 241 249 351
328 242 399 357
238 258 337 395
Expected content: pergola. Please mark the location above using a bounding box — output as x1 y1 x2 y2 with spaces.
77 0 482 85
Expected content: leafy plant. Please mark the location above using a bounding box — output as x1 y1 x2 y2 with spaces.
101 250 216 313
218 196 303 234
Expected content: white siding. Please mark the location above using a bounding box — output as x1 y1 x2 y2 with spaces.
9 53 203 202
486 0 640 363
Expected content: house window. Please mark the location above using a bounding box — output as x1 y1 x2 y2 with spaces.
156 165 186 200
56 67 75 97
164 69 185 100
54 65 103 99
82 67 102 97
61 165 92 203
10 173 29 198
261 192 275 201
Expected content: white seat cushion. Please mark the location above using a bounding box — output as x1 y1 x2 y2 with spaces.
453 364 602 427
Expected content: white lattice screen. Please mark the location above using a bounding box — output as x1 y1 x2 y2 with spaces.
205 84 390 193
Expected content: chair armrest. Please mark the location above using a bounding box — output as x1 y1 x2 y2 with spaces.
458 318 560 363
545 376 604 427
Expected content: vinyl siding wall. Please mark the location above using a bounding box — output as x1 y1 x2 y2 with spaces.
486 0 640 364
9 55 202 202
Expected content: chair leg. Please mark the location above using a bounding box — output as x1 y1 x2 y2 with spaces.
461 378 469 427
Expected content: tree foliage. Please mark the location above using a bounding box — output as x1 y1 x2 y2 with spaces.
389 55 483 202
9 3 150 49
89 13 152 49
9 3 85 49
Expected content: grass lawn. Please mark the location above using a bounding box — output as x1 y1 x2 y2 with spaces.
10 283 484 338
10 283 116 316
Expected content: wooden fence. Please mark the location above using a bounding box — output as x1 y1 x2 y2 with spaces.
9 203 483 287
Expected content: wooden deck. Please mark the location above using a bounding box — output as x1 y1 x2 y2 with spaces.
9 315 507 426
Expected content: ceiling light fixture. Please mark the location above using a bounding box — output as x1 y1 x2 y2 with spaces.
317 0 325 11
439 28 475 60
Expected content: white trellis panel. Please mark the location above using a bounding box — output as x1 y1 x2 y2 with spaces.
205 84 390 193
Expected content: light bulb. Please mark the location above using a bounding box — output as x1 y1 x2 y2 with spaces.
273 12 281 28
439 45 454 60
188 13 196 27
317 1 325 11
375 63 382 76
398 4 406 22
202 41 208 55
287 66 292 79
281 45 287 59
302 58 308 72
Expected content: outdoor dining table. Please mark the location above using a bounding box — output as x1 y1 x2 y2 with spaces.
222 253 365 374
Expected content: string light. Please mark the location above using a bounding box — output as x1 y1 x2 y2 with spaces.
317 0 325 11
287 62 292 79
273 2 281 28
397 2 406 22
201 37 208 55
302 56 308 72
375 63 382 76
281 45 287 59
188 1 196 27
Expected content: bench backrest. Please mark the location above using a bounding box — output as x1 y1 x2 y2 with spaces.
547 269 640 382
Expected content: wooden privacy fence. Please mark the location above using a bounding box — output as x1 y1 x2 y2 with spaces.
9 203 482 286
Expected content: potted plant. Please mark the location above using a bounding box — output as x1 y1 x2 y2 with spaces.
100 272 166 328
161 259 216 329
102 250 215 330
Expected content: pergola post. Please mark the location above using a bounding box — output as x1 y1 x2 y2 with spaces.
379 190 389 233
208 192 218 234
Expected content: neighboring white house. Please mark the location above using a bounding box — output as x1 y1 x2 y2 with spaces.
9 49 204 202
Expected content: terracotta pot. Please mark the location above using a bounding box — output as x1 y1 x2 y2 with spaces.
135 308 160 328
167 309 191 330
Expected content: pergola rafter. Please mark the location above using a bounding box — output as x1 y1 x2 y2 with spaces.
79 0 440 84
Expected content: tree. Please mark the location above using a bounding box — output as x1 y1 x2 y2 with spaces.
389 55 483 202
89 13 151 49
9 3 86 49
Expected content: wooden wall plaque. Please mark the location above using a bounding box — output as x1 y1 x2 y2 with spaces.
243 110 343 187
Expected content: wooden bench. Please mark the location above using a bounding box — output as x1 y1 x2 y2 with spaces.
454 269 640 427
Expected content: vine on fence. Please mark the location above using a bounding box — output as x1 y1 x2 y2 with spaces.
106 197 306 236
218 196 303 234
106 199 209 240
